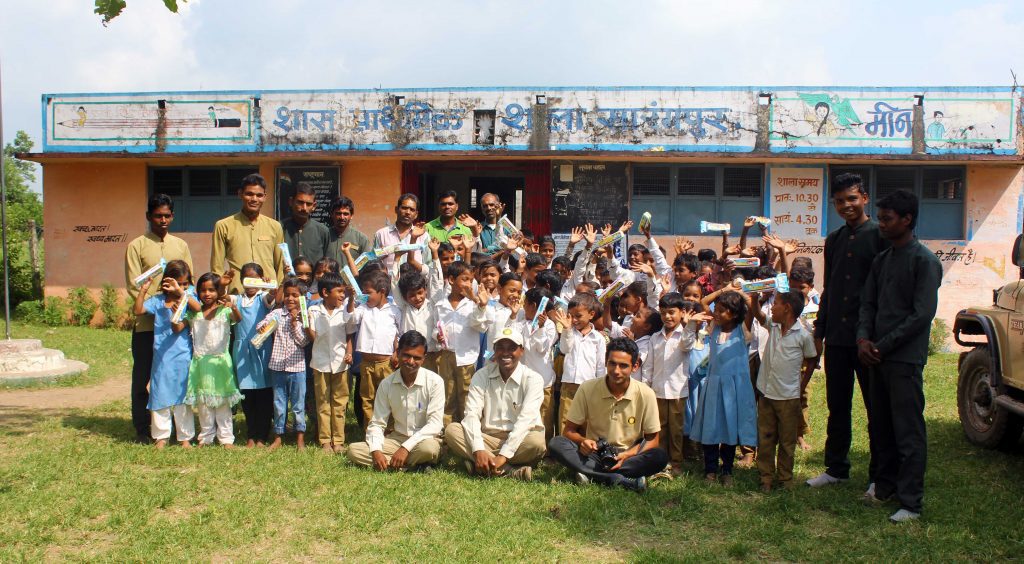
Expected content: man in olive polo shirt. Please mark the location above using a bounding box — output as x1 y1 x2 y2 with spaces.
125 193 194 443
211 173 285 294
548 337 668 492
281 182 330 265
444 327 546 481
425 190 473 244
324 196 372 263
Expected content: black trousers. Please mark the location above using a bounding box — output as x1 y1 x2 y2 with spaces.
703 443 738 475
823 345 877 481
131 330 155 437
548 436 668 486
240 387 274 443
869 361 927 513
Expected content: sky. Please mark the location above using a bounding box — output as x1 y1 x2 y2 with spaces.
1 0 1022 189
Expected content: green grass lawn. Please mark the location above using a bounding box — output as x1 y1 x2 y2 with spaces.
0 322 131 390
1 324 1023 561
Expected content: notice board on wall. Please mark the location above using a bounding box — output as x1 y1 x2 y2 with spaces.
550 163 630 232
766 166 826 239
275 165 342 226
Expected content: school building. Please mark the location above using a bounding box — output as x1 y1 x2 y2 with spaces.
20 86 1024 333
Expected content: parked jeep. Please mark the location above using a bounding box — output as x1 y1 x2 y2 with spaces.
953 234 1024 448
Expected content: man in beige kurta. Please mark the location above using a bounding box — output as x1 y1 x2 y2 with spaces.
210 173 285 294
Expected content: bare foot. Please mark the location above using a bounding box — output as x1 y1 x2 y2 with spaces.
798 436 812 451
179 441 192 449
296 432 305 450
255 441 266 448
333 444 346 454
268 437 283 451
246 439 255 448
223 443 235 450
154 439 167 450
735 454 756 469
321 443 334 453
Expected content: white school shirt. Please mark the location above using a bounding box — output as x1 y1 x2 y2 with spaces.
646 236 673 279
632 334 650 381
350 302 402 355
799 289 821 333
461 362 545 457
520 318 558 388
485 301 523 353
365 368 445 453
308 302 351 373
757 320 818 401
436 296 490 365
642 324 697 399
559 324 607 385
399 298 440 353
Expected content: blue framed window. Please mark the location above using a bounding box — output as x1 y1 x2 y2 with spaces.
630 164 763 235
826 165 964 239
148 166 259 233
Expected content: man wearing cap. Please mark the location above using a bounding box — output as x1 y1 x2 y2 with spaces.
444 326 546 481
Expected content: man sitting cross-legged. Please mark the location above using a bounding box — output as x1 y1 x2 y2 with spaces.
347 330 445 472
445 327 547 481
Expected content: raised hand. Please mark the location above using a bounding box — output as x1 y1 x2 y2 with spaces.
674 237 694 255
618 220 633 233
427 237 441 253
219 269 235 291
504 233 522 251
784 239 799 255
569 226 585 245
724 244 742 256
411 222 426 239
601 223 613 237
458 214 479 230
474 284 492 307
584 223 597 246
744 216 757 229
630 261 655 277
762 233 785 250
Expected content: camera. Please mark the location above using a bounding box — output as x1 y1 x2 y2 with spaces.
594 438 620 471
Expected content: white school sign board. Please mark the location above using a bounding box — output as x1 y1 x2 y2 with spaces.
766 166 827 239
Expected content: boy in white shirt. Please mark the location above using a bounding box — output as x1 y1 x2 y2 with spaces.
749 290 819 492
305 273 356 452
521 287 559 441
436 261 491 425
548 292 606 431
643 293 709 474
350 270 402 430
484 272 525 357
790 265 820 451
396 271 441 373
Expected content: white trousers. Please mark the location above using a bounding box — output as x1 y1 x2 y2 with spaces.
151 404 196 442
197 404 235 445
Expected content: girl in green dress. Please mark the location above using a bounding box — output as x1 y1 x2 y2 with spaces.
186 272 243 447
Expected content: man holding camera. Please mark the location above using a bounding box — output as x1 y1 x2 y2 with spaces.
547 338 668 492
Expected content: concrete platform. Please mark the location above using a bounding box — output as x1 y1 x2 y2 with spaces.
0 339 89 386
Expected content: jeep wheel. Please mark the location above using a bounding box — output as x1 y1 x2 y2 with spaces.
957 347 1023 449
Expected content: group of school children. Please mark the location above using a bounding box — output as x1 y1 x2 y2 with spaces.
134 206 823 492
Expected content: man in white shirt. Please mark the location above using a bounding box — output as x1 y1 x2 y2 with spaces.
444 326 546 481
347 331 445 472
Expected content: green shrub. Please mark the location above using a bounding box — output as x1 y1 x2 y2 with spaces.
121 294 137 330
13 300 43 323
99 284 122 328
42 296 67 327
67 287 98 326
929 318 950 356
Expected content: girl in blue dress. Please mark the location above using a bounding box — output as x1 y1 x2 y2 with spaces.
133 260 198 449
690 290 758 485
233 263 276 447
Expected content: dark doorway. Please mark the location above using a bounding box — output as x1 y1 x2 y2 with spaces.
407 161 551 235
